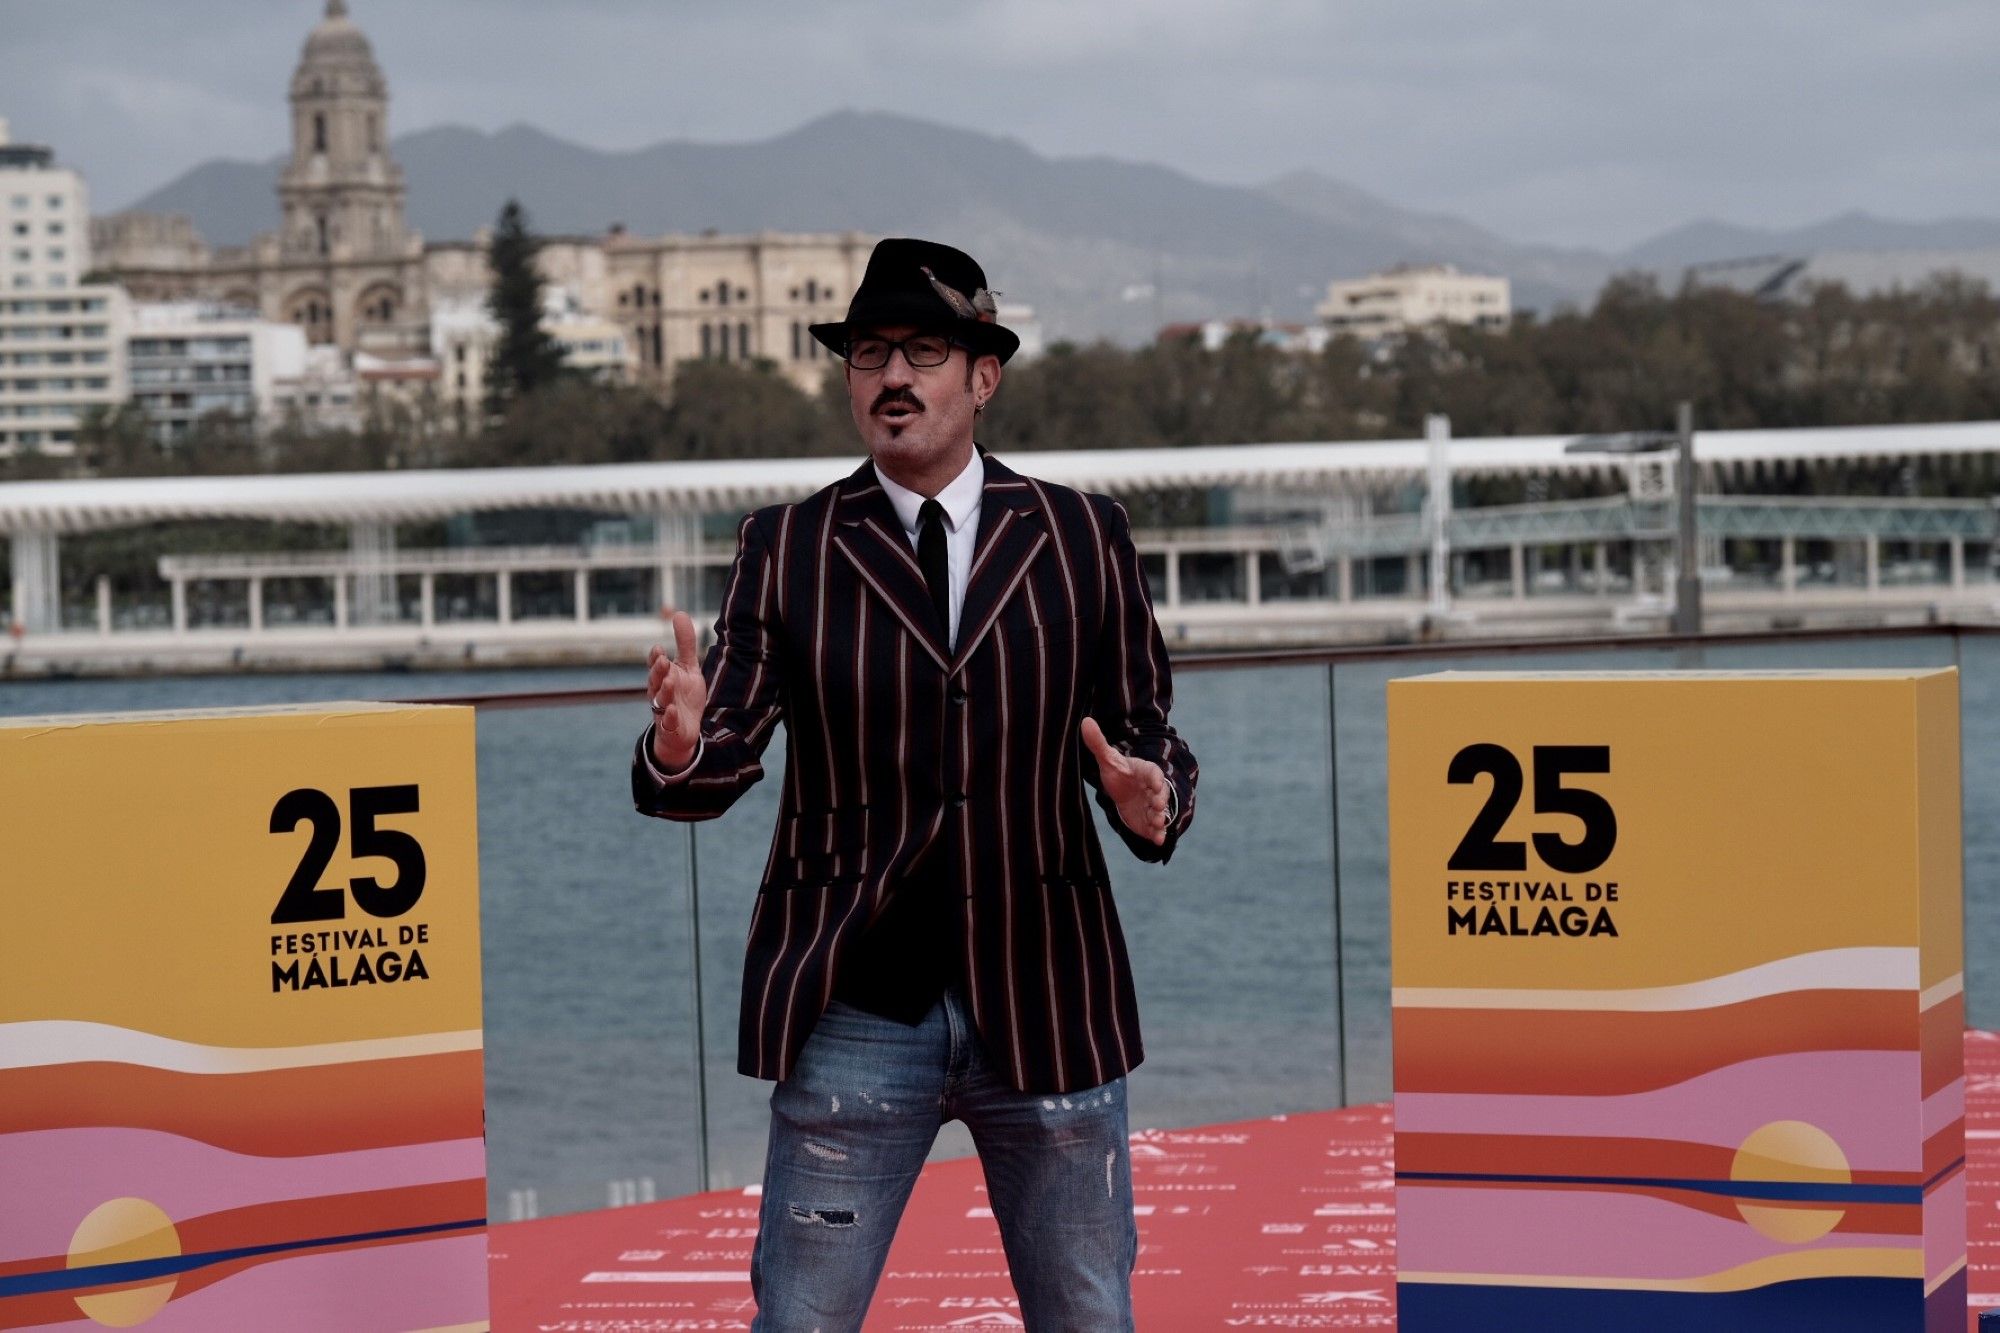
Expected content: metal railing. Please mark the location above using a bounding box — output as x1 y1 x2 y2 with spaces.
420 622 2000 1222
3 623 1982 1220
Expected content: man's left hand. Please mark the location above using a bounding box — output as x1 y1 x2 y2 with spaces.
1080 717 1171 846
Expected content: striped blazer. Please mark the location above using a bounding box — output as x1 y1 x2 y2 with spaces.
631 444 1198 1094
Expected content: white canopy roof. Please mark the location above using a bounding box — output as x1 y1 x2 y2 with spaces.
5 419 1998 535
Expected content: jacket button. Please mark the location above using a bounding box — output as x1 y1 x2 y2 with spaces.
949 687 968 703
950 793 967 807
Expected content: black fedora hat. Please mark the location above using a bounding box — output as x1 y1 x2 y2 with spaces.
810 237 1021 365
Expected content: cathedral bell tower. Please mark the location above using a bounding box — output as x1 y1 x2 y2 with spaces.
277 0 413 342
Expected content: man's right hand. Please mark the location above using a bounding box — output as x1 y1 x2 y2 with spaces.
648 608 706 771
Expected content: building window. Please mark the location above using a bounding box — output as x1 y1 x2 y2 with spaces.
738 322 750 358
716 282 730 308
316 214 329 256
313 113 327 153
791 321 801 359
737 288 748 302
700 323 712 359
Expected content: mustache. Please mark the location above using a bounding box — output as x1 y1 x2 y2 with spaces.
872 388 925 414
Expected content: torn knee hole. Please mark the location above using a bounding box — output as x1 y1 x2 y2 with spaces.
802 1140 848 1162
788 1204 858 1227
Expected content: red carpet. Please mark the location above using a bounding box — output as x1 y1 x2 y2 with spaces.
490 1030 2000 1330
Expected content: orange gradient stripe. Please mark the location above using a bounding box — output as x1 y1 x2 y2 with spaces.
1394 989 1913 1096
0 1051 483 1156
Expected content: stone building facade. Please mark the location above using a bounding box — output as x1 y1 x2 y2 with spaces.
91 1 872 396
95 0 429 357
603 228 870 396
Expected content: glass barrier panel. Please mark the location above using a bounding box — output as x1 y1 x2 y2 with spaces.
480 698 700 1221
1116 662 1341 1128
1948 629 1991 1033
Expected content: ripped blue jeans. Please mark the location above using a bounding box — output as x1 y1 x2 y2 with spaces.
749 987 1136 1331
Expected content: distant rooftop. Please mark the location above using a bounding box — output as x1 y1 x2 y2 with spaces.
0 116 56 171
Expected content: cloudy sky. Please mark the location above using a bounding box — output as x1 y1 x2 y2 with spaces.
4 0 1997 251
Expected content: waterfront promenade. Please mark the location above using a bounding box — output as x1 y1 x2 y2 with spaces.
7 422 2000 672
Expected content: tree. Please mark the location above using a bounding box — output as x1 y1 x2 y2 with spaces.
73 403 165 477
660 360 836 461
483 198 565 418
462 378 672 468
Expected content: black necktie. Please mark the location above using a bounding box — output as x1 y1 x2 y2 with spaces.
918 498 951 644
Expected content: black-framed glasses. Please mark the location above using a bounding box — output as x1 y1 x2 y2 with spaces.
845 333 959 370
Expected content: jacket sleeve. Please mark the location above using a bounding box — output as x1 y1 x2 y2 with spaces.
1080 495 1198 865
631 510 786 821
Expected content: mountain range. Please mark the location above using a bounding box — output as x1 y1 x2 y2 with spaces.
122 110 2000 345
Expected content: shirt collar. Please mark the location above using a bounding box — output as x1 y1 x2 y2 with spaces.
874 448 985 538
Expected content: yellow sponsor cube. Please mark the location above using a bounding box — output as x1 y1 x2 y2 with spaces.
0 702 489 1332
1388 670 1963 1332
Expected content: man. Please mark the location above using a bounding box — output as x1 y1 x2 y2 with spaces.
632 237 1198 1330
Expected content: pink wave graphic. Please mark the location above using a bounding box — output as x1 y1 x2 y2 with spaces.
1924 1076 1965 1143
1924 1168 1967 1283
0 1128 485 1262
17 1231 486 1332
1399 1182 1914 1281
1396 1049 1923 1171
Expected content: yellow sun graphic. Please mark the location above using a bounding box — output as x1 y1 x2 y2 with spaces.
66 1198 181 1327
1730 1120 1851 1244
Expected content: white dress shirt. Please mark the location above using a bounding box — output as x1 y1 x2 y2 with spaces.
872 448 983 652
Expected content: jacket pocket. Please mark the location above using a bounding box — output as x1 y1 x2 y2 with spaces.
771 803 872 890
1031 613 1085 644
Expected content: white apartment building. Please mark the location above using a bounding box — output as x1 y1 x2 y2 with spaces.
1318 263 1511 339
127 302 310 445
1 118 87 294
431 290 636 419
271 344 364 433
1 118 126 457
0 290 127 458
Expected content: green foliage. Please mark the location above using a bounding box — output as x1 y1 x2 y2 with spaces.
459 377 670 467
483 198 565 418
657 359 843 461
6 275 1999 489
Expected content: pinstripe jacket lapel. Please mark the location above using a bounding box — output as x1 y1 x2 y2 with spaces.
952 452 1047 673
831 460 952 671
831 446 1048 675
